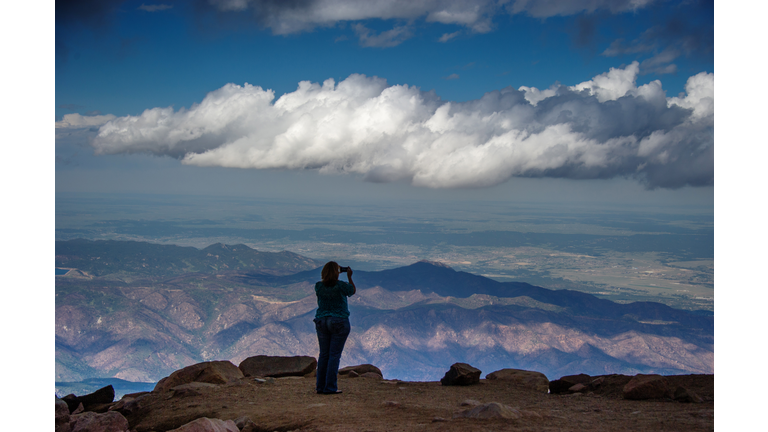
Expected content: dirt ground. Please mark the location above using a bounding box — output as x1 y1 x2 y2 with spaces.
124 374 713 432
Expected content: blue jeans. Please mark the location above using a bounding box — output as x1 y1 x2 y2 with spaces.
314 316 351 393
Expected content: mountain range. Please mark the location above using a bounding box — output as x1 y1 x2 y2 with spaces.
55 239 713 384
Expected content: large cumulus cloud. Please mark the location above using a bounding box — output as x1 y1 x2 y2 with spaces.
86 62 713 189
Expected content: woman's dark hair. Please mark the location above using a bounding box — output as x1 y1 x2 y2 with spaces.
321 261 340 287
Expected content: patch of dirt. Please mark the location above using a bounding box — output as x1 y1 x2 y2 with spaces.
124 374 713 432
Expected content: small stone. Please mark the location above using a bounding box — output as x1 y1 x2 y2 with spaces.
165 417 239 432
460 399 481 407
453 402 521 419
432 417 449 422
382 401 400 407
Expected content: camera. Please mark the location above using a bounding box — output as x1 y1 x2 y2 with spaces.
339 266 350 272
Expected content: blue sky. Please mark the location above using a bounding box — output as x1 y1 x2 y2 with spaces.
53 0 716 206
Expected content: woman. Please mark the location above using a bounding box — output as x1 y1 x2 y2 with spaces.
313 261 356 395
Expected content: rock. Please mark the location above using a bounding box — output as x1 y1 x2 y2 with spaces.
347 370 360 378
154 361 244 393
72 403 85 414
70 411 129 432
441 363 481 386
549 374 592 394
109 392 151 417
360 372 383 379
623 374 674 400
568 383 587 393
339 364 383 377
238 355 317 378
170 382 219 398
432 417 450 422
166 417 240 432
382 400 400 407
56 397 71 432
485 368 549 393
674 386 704 403
234 416 260 432
460 399 482 407
62 385 115 412
453 402 521 419
589 376 605 389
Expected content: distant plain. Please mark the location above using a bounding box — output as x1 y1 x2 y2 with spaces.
56 192 713 312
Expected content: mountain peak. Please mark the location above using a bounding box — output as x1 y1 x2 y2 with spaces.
414 260 453 269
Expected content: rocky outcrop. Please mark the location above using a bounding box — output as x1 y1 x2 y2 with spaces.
485 368 549 393
154 361 244 393
61 385 115 412
623 374 673 400
238 355 317 378
166 417 239 432
440 363 481 386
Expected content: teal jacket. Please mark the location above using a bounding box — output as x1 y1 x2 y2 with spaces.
314 280 355 318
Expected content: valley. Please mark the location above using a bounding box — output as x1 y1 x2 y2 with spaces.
56 240 714 389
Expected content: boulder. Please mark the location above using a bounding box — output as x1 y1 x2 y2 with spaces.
109 392 151 417
674 386 704 403
70 411 129 432
453 402 521 419
166 417 240 432
568 383 587 393
56 397 71 432
339 364 383 377
440 363 481 386
61 385 115 412
549 374 592 394
623 374 674 400
485 368 549 393
154 361 244 393
170 382 220 398
238 355 317 378
236 416 262 432
360 372 383 379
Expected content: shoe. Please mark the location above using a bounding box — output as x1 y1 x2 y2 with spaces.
323 390 343 395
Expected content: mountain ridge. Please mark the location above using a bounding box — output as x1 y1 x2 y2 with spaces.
55 240 713 383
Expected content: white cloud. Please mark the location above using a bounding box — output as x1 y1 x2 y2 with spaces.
506 0 656 17
203 0 654 35
56 113 117 129
444 73 460 80
137 4 173 12
86 64 713 189
438 31 462 43
353 24 413 48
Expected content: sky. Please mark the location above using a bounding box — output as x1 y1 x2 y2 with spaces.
53 0 716 207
